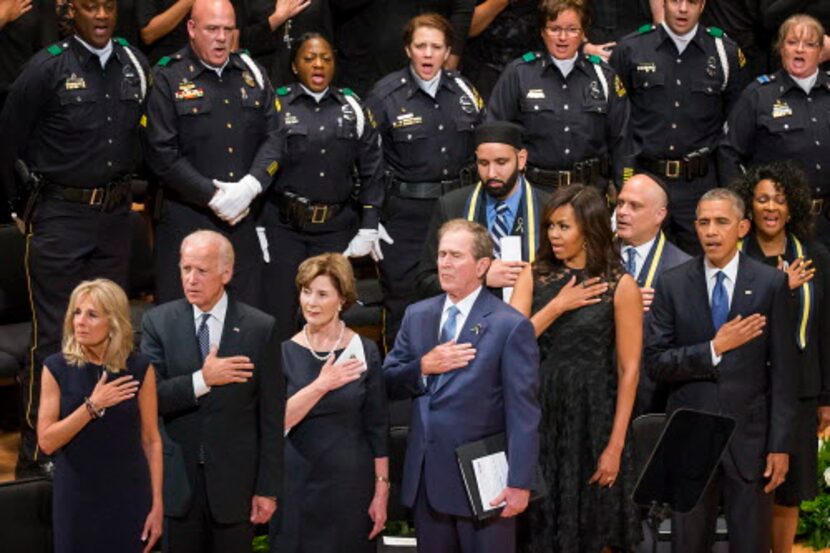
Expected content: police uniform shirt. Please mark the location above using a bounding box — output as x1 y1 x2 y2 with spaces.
364 66 484 183
0 36 149 193
718 69 830 199
274 84 384 227
609 23 746 159
487 51 633 182
143 46 283 208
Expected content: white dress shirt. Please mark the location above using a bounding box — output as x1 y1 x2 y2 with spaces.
704 252 739 365
792 70 818 95
622 235 656 279
661 22 698 55
413 69 441 98
440 286 483 342
191 291 229 397
74 35 113 69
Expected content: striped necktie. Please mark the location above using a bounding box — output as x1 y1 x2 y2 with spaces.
625 247 637 276
491 202 510 258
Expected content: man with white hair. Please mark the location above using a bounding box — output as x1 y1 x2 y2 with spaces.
141 229 284 553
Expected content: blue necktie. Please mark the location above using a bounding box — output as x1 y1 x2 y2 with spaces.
711 271 729 331
625 247 637 276
431 306 460 392
197 313 211 360
491 202 510 258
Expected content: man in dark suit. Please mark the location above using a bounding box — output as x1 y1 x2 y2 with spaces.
384 219 540 553
645 188 797 553
416 121 548 300
140 230 284 553
616 173 691 415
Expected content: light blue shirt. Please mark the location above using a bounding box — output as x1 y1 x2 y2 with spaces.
484 177 524 233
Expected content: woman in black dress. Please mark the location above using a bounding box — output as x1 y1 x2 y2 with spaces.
269 252 389 553
731 161 830 553
37 279 162 553
511 185 643 552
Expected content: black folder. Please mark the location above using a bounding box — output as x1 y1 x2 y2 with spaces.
455 433 546 520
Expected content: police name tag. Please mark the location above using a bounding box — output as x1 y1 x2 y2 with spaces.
772 100 792 118
526 89 545 99
65 74 86 90
636 63 656 73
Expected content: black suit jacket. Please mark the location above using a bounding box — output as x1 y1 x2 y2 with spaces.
645 253 797 480
140 298 284 523
625 233 691 415
415 179 549 298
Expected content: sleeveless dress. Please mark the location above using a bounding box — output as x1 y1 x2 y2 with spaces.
523 266 642 552
45 352 152 553
270 336 389 553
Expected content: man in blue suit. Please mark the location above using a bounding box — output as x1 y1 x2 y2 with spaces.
383 218 540 553
616 173 691 414
645 188 796 552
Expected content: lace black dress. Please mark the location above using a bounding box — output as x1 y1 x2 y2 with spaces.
523 266 642 552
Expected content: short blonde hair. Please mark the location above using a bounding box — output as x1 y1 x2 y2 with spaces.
62 279 133 373
776 14 825 52
295 253 358 310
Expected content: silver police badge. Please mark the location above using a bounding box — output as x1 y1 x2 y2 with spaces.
459 95 475 114
341 103 356 121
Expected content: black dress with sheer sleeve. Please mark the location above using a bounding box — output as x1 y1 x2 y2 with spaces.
523 266 642 552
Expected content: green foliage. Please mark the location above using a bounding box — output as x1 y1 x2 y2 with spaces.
797 438 830 549
384 520 416 537
252 535 269 552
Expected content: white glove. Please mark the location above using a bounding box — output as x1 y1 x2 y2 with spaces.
209 174 262 223
343 223 394 262
344 228 378 259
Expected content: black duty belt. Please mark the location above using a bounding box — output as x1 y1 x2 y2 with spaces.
388 178 462 200
277 191 345 227
40 179 131 211
526 157 609 190
639 149 711 181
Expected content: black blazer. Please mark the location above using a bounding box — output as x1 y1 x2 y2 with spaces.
645 253 797 480
415 180 549 298
140 298 285 523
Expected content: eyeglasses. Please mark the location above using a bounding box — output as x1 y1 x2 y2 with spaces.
544 26 582 37
754 194 788 206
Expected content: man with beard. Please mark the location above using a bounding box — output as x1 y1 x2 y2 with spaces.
416 121 548 298
0 0 149 476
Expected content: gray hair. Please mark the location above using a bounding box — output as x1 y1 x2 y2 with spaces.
697 188 746 219
180 229 235 269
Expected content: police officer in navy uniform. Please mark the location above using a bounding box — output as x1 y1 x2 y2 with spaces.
610 0 748 254
719 14 830 251
487 0 634 196
259 32 383 342
143 0 283 308
0 0 150 476
364 12 484 350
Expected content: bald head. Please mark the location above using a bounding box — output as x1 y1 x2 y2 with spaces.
188 0 235 67
616 174 669 246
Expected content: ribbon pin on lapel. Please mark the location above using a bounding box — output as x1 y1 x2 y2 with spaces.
470 324 483 335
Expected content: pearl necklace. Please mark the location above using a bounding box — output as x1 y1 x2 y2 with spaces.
304 320 346 362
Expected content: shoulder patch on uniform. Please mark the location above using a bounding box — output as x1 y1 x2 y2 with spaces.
707 26 725 38
638 24 655 34
46 43 64 56
114 37 129 46
756 74 772 84
588 54 602 65
737 47 747 68
614 75 626 97
274 97 282 112
276 86 290 96
156 56 172 67
522 51 538 63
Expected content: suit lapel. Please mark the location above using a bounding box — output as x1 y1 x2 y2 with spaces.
687 257 716 336
173 300 202 371
728 253 756 320
217 299 245 357
433 290 493 394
